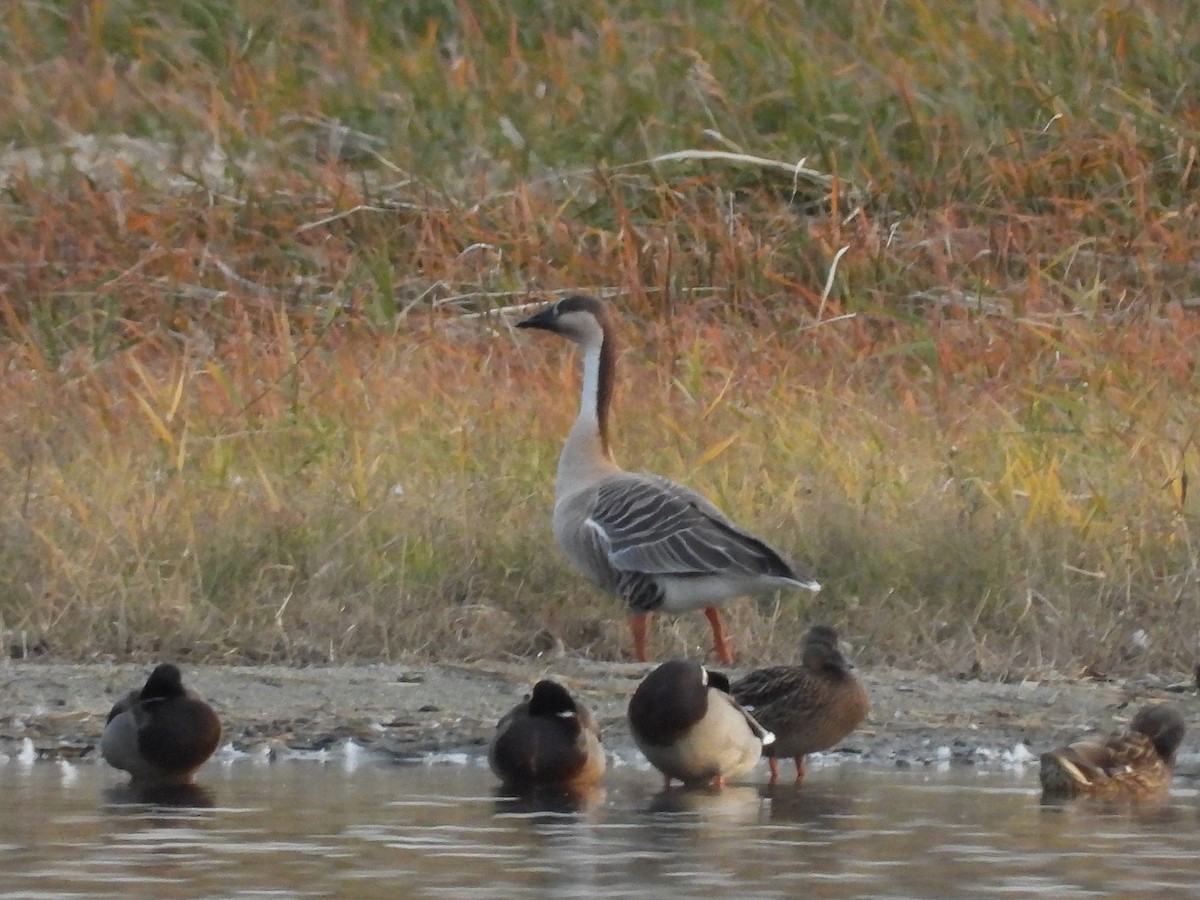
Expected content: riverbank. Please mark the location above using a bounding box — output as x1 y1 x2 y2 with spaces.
4 659 1197 772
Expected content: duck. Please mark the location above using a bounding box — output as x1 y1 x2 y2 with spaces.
730 625 868 784
1039 703 1186 799
516 294 820 665
488 679 606 787
100 663 222 786
628 658 774 788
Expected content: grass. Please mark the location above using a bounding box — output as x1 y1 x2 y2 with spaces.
0 0 1197 676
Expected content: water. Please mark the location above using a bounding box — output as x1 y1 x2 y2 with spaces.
0 752 1197 898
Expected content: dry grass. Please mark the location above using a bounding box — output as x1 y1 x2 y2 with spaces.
0 0 1198 675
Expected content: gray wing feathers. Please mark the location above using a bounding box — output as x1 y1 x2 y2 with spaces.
587 474 798 580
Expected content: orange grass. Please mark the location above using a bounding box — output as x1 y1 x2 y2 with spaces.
1 307 1197 674
0 0 1197 674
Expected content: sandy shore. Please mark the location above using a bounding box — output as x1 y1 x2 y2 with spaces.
4 657 1198 771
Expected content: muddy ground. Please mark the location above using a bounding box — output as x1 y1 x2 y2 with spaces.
3 658 1198 773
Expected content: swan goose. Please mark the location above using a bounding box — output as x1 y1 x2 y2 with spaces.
517 294 820 664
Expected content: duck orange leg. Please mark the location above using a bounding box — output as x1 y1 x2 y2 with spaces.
794 756 807 784
630 612 651 662
768 757 780 785
703 606 734 665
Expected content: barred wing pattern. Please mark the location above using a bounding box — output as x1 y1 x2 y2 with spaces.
1041 731 1170 797
579 473 807 614
588 474 798 578
730 660 869 763
729 666 807 710
1064 732 1161 780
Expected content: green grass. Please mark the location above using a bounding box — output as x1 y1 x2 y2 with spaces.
0 0 1197 676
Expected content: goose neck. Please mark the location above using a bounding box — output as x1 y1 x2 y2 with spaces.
555 330 619 493
579 335 615 450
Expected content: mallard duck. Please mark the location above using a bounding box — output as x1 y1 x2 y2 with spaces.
730 625 869 784
1039 704 1186 799
516 295 820 665
488 679 606 787
628 659 774 788
100 663 222 786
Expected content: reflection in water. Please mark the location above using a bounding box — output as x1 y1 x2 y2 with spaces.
102 782 217 809
493 782 606 819
1038 789 1188 825
755 777 863 824
0 759 1197 897
645 783 763 822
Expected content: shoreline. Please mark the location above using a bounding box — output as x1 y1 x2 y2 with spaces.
3 658 1197 770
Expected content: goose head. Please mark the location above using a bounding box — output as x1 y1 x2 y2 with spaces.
517 295 611 347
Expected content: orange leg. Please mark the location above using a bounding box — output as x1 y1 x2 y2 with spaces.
768 757 780 785
703 607 734 665
630 612 651 662
713 775 726 789
794 756 807 784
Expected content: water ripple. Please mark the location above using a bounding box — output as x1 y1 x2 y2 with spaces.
0 761 1196 897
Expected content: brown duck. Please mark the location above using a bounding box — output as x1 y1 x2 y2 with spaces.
1039 704 1186 799
100 663 222 786
488 679 606 788
730 625 869 784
